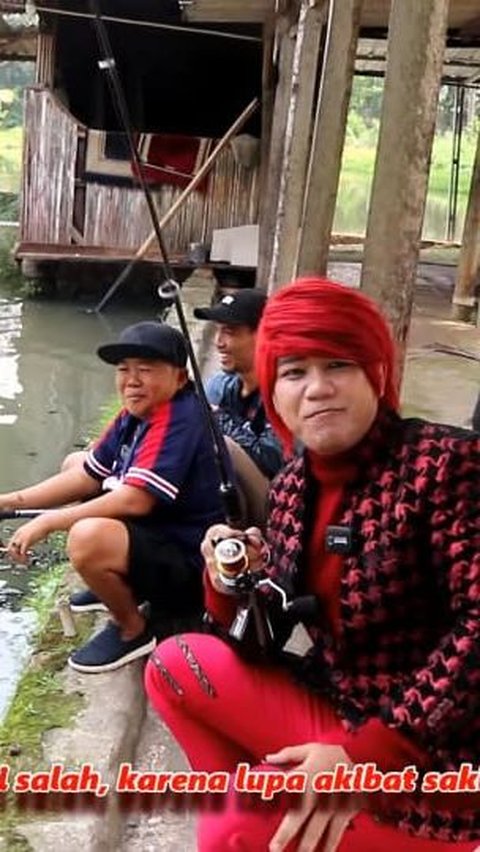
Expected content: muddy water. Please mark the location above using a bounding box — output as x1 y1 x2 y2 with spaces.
0 284 152 718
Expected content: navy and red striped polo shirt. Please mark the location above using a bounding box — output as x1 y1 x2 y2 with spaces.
84 384 226 566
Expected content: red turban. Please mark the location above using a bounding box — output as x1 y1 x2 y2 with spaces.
255 277 399 454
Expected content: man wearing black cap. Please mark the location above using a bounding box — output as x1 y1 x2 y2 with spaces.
0 321 226 673
194 289 283 526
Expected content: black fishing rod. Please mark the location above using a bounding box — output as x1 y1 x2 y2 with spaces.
87 0 242 525
0 509 49 520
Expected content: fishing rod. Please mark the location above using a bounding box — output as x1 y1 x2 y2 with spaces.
89 96 259 314
0 509 50 520
88 0 242 525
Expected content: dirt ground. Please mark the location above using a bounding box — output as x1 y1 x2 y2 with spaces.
403 278 479 427
328 261 479 428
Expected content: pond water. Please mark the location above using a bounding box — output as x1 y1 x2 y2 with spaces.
0 280 153 719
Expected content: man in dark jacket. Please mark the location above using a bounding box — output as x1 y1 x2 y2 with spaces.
194 289 283 526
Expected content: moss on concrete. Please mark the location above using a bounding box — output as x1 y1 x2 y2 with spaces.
0 549 95 843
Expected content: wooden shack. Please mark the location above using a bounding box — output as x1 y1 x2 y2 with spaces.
15 0 268 293
9 0 480 324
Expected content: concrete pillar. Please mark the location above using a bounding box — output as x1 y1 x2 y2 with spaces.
360 0 449 350
296 0 364 277
268 0 327 289
452 127 480 323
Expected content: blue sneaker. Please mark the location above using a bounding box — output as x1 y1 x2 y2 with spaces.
68 621 156 673
69 588 108 613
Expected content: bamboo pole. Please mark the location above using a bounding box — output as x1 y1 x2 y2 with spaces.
123 99 258 263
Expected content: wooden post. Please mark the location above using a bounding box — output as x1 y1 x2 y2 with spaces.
257 3 297 288
296 0 364 277
452 126 480 322
268 0 327 289
360 0 449 355
257 11 276 220
35 30 56 87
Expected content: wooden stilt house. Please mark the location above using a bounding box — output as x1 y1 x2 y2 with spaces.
15 0 271 293
11 0 480 322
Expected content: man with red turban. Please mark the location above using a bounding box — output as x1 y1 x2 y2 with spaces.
146 278 480 851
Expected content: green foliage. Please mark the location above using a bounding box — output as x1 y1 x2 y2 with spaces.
428 132 477 197
339 76 479 238
0 61 34 89
0 126 23 193
96 399 119 433
0 556 90 762
346 77 479 151
0 87 23 129
0 229 22 289
0 191 19 219
24 546 68 633
348 76 384 133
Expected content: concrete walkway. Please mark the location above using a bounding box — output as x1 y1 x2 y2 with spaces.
12 269 480 852
14 271 217 852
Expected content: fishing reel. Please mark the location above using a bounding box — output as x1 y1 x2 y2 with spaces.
213 538 319 659
157 280 179 320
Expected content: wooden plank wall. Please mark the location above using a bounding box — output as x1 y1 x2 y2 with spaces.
83 148 259 254
21 88 77 244
21 87 259 255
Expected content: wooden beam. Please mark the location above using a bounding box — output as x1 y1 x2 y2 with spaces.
452 127 480 322
296 0 364 278
256 12 276 223
269 0 327 288
360 0 449 357
0 1 27 9
184 0 274 24
257 2 298 286
0 34 37 60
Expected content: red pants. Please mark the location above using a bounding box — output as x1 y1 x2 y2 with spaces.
145 634 479 852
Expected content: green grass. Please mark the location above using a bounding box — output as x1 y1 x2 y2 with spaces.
0 126 23 194
0 554 93 768
0 229 22 286
0 191 19 221
427 133 476 196
0 553 94 843
96 399 119 432
341 129 477 197
341 144 377 177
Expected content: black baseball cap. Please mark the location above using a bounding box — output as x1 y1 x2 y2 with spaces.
97 321 187 367
194 289 267 329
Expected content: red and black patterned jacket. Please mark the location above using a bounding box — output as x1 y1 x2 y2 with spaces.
267 408 480 841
